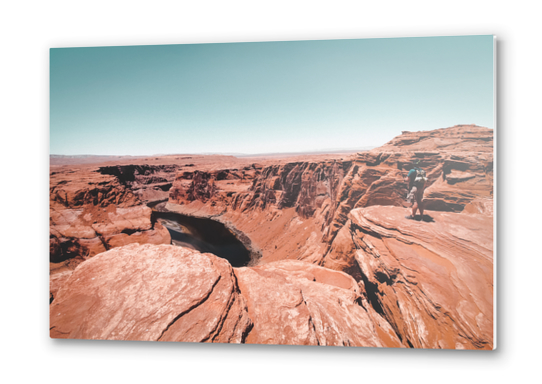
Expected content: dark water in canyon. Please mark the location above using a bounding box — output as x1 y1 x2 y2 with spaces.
152 210 252 267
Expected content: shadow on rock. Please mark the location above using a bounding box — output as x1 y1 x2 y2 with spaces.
405 214 435 222
421 214 435 223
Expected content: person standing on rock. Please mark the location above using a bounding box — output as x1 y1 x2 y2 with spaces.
404 161 427 220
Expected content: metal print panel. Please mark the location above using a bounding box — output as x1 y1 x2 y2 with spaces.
49 35 495 349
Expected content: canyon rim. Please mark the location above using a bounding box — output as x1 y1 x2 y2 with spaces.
49 125 495 349
50 36 495 349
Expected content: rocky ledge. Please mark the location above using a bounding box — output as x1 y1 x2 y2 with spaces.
324 205 493 349
50 243 402 347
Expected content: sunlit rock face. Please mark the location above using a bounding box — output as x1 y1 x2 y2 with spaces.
50 244 252 343
166 125 493 268
50 243 402 347
323 205 493 349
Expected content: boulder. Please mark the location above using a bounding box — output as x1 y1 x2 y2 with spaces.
50 244 252 343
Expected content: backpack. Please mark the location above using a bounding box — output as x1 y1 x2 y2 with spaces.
413 167 427 187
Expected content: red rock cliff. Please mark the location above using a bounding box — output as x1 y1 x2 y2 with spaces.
163 124 494 349
166 125 493 266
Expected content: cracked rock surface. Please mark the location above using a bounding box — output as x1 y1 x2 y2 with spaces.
324 205 493 349
50 243 252 342
50 244 402 347
235 260 403 347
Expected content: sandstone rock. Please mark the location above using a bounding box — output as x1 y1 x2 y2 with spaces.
165 125 493 268
375 125 493 153
103 220 170 249
50 170 140 208
90 206 153 236
234 260 403 347
50 244 252 342
323 206 493 349
50 244 402 347
463 198 494 216
49 125 494 349
50 168 171 263
49 270 73 303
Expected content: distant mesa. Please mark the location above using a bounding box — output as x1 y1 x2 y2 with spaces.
377 124 493 153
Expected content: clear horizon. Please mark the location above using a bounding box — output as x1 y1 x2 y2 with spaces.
50 36 494 156
49 144 377 157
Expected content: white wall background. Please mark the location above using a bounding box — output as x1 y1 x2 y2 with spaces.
1 1 539 383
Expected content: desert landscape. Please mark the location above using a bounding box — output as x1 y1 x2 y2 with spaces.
49 124 494 349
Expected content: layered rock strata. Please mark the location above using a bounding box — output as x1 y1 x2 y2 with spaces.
50 170 170 265
160 125 494 349
166 125 493 267
98 164 178 204
49 168 171 302
235 260 403 347
323 205 493 349
49 154 253 265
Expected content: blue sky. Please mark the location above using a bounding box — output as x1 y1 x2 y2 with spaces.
50 35 494 155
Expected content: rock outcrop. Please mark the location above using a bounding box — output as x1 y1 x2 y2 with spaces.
376 125 493 153
235 260 403 347
160 125 494 349
323 206 494 349
50 170 171 266
98 164 178 204
50 244 252 342
49 154 250 265
50 243 402 347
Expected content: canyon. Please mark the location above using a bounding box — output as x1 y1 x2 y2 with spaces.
50 124 494 349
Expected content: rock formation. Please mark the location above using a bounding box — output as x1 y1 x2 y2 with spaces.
49 167 172 304
166 125 493 266
161 124 494 349
323 206 493 349
98 164 178 204
50 243 402 347
50 244 252 343
48 155 259 299
235 259 403 347
49 169 171 265
49 154 251 260
49 124 495 349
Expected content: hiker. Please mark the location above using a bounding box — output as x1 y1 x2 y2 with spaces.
404 162 427 220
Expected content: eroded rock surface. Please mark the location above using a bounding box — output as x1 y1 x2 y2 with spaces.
323 206 494 349
49 125 494 349
50 244 252 342
98 164 178 204
50 169 171 264
376 125 493 153
49 155 242 265
50 244 402 347
235 260 403 347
